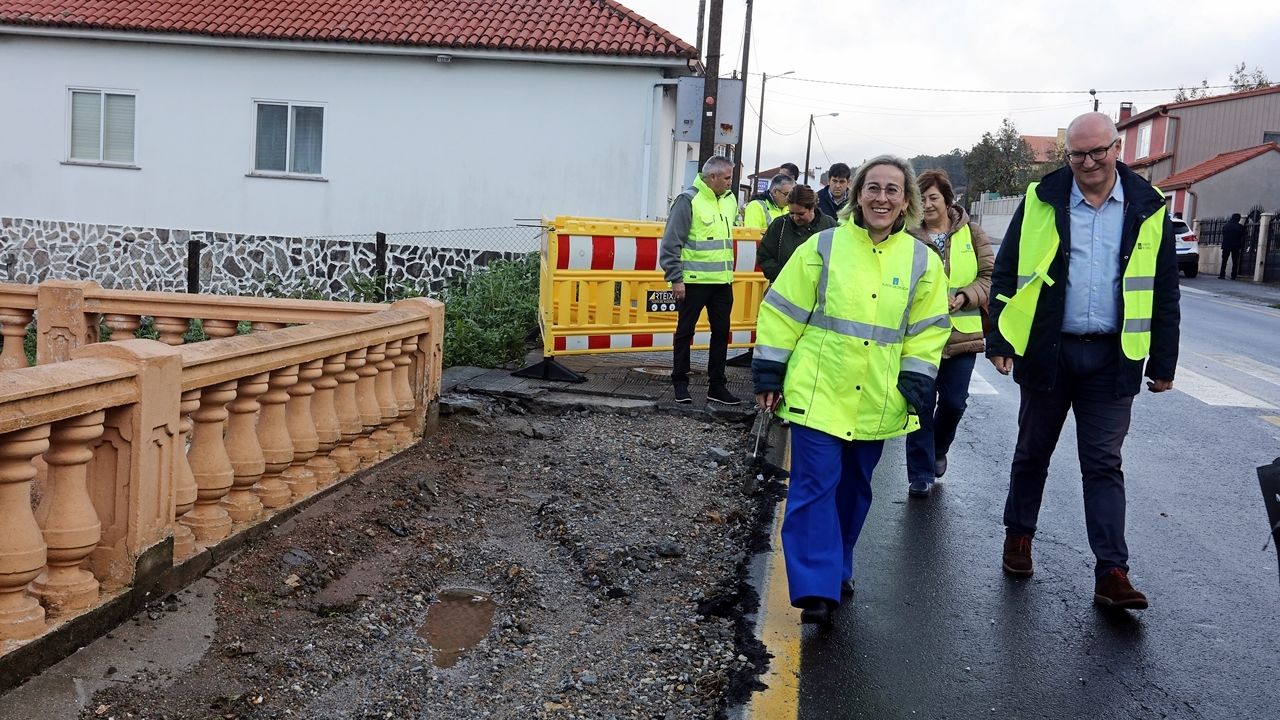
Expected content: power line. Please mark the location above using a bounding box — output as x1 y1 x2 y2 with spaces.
812 124 831 166
759 73 1237 95
744 96 807 136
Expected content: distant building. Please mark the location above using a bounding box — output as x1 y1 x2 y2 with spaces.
1020 131 1065 164
1154 143 1280 219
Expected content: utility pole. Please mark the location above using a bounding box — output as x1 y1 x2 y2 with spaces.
695 0 706 56
730 0 753 198
753 69 793 195
697 0 724 167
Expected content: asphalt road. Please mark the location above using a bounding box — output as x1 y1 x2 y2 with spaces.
796 282 1280 719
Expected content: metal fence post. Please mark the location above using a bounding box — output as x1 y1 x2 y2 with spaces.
375 231 388 302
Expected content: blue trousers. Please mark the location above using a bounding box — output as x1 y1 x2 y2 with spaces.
905 352 977 485
783 424 885 605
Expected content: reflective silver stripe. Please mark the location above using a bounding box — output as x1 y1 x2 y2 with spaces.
763 288 812 325
1124 317 1152 333
754 344 792 363
756 199 775 224
900 356 939 379
686 238 731 251
1123 276 1155 291
811 313 904 344
683 260 733 272
815 228 837 317
1017 273 1034 288
900 240 931 333
905 313 951 336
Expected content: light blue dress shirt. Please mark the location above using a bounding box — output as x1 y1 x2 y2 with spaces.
1062 174 1124 334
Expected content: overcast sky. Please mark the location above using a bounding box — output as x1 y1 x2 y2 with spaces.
620 0 1280 178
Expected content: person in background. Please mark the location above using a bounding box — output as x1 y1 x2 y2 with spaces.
753 155 949 625
759 185 838 283
780 163 801 183
817 162 852 220
659 155 742 406
820 170 830 188
986 112 1180 610
742 174 795 231
903 169 994 497
1219 212 1245 280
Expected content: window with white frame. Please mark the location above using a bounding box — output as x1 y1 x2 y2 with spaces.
254 101 324 175
69 89 136 164
1136 120 1152 159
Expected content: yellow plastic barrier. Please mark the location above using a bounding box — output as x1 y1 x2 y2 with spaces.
517 216 767 380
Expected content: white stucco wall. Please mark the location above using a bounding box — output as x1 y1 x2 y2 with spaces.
0 35 684 244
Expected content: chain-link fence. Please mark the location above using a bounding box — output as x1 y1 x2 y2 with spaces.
384 226 542 297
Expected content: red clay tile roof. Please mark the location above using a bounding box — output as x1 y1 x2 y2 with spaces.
1155 143 1280 190
1116 85 1280 129
0 0 697 58
1021 135 1059 163
1128 150 1173 169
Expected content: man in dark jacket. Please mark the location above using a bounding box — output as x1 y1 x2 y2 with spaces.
1219 212 1246 279
986 112 1180 610
816 162 852 219
758 185 837 282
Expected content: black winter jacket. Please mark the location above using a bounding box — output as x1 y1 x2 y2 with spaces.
985 162 1180 397
816 185 851 220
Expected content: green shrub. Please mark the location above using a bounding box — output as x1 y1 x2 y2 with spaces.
441 253 538 368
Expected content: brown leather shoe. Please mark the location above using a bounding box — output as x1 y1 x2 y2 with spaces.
1094 568 1148 609
1002 534 1034 576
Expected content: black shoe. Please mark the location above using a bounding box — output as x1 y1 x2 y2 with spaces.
673 384 691 404
840 579 856 598
1218 275 1225 279
934 455 948 478
706 386 742 405
798 598 836 625
908 480 932 498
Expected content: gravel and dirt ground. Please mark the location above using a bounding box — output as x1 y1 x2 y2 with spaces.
80 393 781 720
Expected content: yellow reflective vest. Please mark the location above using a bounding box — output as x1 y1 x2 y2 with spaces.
944 225 983 334
755 223 950 440
996 183 1163 360
680 174 737 284
741 198 786 230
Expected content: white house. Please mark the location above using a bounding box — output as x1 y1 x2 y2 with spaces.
0 0 699 253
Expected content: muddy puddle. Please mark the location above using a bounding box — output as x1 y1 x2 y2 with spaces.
418 588 497 668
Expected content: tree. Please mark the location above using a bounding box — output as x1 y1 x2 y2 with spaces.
964 118 1036 198
1174 79 1210 102
909 148 968 192
1229 62 1270 91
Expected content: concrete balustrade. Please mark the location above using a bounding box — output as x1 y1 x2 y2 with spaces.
0 287 442 657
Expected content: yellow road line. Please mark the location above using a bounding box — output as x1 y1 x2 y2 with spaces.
1262 415 1280 427
748 440 800 720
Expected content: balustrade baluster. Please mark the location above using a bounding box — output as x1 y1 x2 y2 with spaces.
306 354 343 487
0 425 51 640
202 319 239 339
348 348 379 467
102 314 141 342
330 351 363 474
180 381 237 544
368 343 395 458
0 308 33 370
256 365 297 506
251 321 285 334
222 373 268 521
152 316 189 346
282 359 321 497
386 339 414 448
172 389 200 561
30 411 105 616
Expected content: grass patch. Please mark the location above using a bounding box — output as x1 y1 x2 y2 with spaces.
441 253 538 368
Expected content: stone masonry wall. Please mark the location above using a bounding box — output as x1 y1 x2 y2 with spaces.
1 218 539 298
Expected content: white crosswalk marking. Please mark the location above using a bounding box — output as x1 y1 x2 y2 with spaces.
1204 353 1280 386
1172 367 1276 409
968 366 998 395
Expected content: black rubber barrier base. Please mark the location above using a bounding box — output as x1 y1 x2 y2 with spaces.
726 349 754 367
512 358 587 383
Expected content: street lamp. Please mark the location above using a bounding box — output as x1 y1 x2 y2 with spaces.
753 70 793 196
804 112 839 188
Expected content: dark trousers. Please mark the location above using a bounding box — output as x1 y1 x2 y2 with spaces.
784 424 884 604
1003 334 1134 578
671 282 733 387
1219 248 1241 279
905 352 978 484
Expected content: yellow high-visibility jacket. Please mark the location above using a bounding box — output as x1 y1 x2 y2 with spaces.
754 223 949 440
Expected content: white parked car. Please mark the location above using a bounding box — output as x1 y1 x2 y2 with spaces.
1172 216 1198 278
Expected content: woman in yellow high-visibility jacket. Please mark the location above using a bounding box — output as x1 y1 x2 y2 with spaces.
752 155 950 625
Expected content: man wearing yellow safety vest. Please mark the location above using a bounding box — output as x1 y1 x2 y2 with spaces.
741 174 794 232
752 155 950 625
659 155 742 406
986 112 1180 610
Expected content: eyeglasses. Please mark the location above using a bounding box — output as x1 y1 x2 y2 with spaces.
862 184 903 200
1065 139 1119 165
